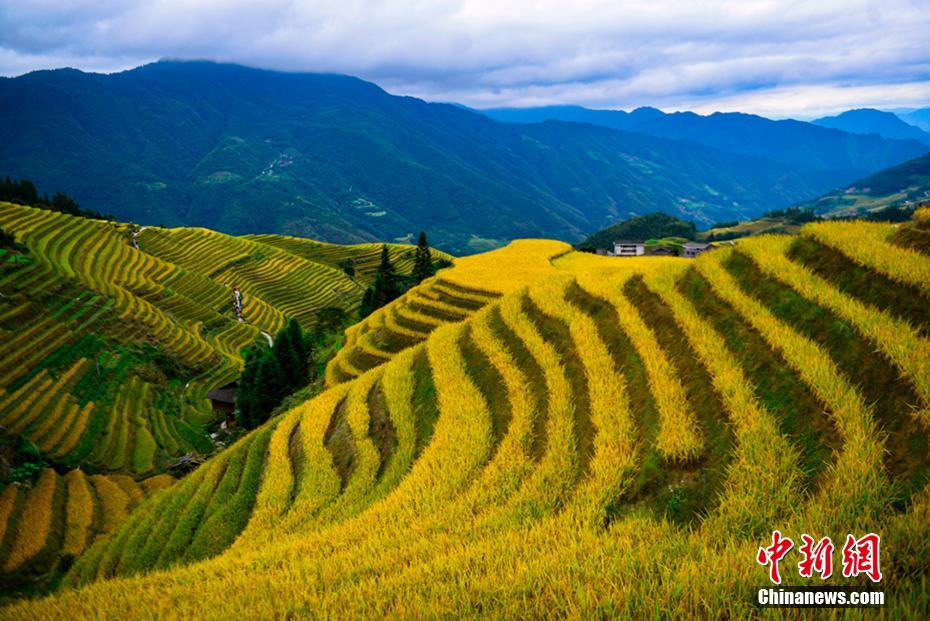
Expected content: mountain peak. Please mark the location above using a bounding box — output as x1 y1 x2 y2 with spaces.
813 108 930 145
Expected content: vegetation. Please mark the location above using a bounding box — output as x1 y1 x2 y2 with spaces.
0 61 877 255
358 236 447 319
3 211 927 618
235 319 310 429
0 468 172 598
577 212 696 251
0 201 446 596
0 177 112 221
761 206 820 224
797 151 930 219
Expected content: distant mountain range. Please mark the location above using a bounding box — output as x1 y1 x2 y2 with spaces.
799 150 930 217
2 61 929 253
813 108 930 146
480 105 929 177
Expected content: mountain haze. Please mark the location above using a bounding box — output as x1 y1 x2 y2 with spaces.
813 108 930 146
482 105 930 180
0 61 885 254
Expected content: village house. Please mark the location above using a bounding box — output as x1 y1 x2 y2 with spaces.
207 381 238 425
683 242 714 258
613 240 645 257
649 245 677 256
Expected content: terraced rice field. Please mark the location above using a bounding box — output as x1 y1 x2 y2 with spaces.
9 216 929 618
0 205 268 474
243 234 454 288
0 469 172 588
0 202 448 591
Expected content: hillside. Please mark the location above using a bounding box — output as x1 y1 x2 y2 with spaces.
0 202 444 589
0 62 886 254
798 151 930 217
5 211 929 618
481 105 930 177
813 109 930 145
576 212 696 250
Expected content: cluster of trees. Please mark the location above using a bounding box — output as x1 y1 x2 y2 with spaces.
577 212 697 251
762 206 820 224
0 176 113 220
235 319 310 429
359 232 438 318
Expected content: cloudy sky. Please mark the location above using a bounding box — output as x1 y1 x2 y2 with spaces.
2 0 929 118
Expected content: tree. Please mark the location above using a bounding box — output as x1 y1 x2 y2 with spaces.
274 319 308 392
412 231 434 285
235 346 263 428
359 286 377 319
359 245 402 318
252 353 285 426
283 318 309 381
375 245 401 304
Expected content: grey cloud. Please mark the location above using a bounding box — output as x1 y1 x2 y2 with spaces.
1 0 929 117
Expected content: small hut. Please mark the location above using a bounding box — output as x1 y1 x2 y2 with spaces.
207 382 237 417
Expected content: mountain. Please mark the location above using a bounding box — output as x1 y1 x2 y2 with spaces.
898 107 930 132
0 61 877 255
6 211 930 617
813 108 930 145
481 105 930 179
798 151 930 217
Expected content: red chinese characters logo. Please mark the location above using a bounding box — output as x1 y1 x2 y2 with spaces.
798 534 834 579
757 530 794 584
841 533 882 583
757 532 881 584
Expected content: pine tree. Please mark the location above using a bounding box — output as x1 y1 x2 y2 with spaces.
252 353 285 426
284 318 309 381
235 346 262 428
375 245 400 304
359 286 377 318
412 231 434 284
273 319 307 393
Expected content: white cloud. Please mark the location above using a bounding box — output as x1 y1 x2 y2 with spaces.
1 0 928 117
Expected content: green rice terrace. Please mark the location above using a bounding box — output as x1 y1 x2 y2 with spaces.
0 201 449 595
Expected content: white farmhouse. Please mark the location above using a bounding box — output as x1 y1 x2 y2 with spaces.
613 240 645 257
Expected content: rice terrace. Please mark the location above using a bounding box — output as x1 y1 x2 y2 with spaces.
0 194 927 617
3 1 930 618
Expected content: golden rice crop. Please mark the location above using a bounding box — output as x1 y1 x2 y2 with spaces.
804 220 930 295
89 475 132 535
642 267 804 536
62 470 95 557
739 234 930 427
574 270 703 462
3 468 58 572
695 249 887 524
3 221 929 619
526 275 638 524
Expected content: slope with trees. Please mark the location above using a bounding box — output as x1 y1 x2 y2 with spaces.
0 61 881 253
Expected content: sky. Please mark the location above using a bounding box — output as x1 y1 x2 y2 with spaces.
2 0 930 119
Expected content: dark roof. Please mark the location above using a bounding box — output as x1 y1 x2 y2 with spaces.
207 381 238 404
650 246 677 255
614 239 644 244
